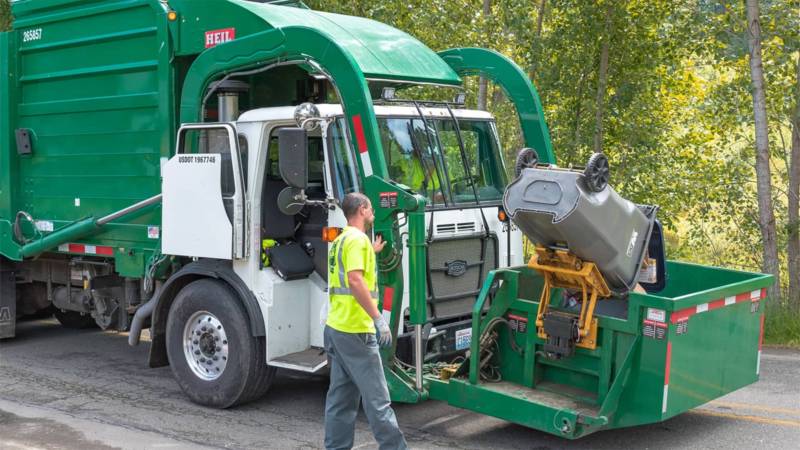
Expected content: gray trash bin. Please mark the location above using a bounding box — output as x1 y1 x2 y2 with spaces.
503 165 656 294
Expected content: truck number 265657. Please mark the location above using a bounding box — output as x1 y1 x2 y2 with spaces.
23 28 43 43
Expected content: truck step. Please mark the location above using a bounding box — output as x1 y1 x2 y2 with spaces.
269 348 327 373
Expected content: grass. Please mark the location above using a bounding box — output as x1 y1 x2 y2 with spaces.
763 299 800 348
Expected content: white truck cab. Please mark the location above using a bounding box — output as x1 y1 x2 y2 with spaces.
162 103 523 375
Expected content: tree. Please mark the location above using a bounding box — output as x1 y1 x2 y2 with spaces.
789 53 800 307
528 0 547 82
477 0 491 111
745 0 781 299
593 1 614 154
304 0 796 297
1 0 10 31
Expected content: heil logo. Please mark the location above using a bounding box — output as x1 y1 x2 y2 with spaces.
205 28 236 48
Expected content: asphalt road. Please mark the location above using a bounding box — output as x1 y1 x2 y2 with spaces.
0 318 798 450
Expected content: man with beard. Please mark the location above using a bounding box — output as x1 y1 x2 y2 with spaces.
323 193 408 450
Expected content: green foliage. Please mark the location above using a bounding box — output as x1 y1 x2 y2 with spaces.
306 1 797 291
0 0 10 31
764 299 800 348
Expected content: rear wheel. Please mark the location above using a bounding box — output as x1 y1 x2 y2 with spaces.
166 279 274 408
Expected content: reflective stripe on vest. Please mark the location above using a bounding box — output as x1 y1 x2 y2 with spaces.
330 287 379 297
330 230 378 298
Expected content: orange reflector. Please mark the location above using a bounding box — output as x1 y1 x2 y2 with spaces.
322 227 343 242
498 210 508 222
167 11 178 21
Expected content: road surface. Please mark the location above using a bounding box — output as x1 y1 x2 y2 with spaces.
1 318 798 449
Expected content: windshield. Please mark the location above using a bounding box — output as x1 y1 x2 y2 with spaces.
379 117 507 207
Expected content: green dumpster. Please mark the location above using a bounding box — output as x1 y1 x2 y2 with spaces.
423 261 773 438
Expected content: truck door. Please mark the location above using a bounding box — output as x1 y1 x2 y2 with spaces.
162 123 246 259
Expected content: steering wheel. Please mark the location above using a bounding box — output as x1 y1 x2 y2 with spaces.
449 175 475 193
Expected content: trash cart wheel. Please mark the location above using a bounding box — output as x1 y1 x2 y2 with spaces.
515 148 539 178
584 152 610 192
166 279 275 408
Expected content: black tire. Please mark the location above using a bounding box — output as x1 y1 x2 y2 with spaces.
166 279 275 408
54 310 97 329
515 147 539 178
584 152 610 192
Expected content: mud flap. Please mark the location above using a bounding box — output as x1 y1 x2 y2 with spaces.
0 267 16 339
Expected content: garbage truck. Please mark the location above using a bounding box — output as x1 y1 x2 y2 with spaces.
0 0 773 438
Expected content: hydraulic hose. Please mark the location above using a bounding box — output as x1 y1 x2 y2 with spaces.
128 283 162 346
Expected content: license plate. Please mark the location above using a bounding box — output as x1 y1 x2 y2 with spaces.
455 327 472 350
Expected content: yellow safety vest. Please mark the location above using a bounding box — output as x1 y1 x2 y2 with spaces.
392 157 440 195
326 227 379 333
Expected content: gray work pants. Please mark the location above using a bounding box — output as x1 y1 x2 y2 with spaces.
324 325 407 450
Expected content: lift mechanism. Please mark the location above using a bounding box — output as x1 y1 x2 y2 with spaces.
529 246 611 359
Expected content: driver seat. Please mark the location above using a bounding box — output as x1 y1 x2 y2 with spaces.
262 179 315 281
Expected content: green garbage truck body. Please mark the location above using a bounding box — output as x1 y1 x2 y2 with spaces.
0 0 773 438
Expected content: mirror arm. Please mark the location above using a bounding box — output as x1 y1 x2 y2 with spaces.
290 190 337 210
303 195 338 210
299 117 330 131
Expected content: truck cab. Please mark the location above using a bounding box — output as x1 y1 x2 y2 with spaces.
162 102 523 375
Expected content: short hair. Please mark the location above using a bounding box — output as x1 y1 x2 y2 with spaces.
342 192 370 219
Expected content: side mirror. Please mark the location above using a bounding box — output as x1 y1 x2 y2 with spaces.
278 127 308 190
277 186 305 216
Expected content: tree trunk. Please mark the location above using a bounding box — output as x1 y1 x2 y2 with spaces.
788 53 800 308
572 70 588 160
528 0 547 81
535 0 547 37
478 0 491 111
593 4 612 154
746 0 782 300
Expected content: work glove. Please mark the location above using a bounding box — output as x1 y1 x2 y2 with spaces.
373 315 392 348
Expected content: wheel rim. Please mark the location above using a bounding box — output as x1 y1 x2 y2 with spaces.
183 311 229 381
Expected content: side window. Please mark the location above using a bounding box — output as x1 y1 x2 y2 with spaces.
178 127 236 196
379 118 444 205
438 122 480 196
177 126 242 221
265 135 280 180
328 119 360 200
238 134 249 188
382 119 423 192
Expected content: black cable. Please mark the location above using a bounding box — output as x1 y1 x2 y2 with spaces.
13 211 38 245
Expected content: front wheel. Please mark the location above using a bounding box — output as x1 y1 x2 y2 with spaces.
166 279 275 408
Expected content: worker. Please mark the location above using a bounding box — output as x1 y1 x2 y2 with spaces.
324 192 408 450
389 148 445 205
390 149 426 192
